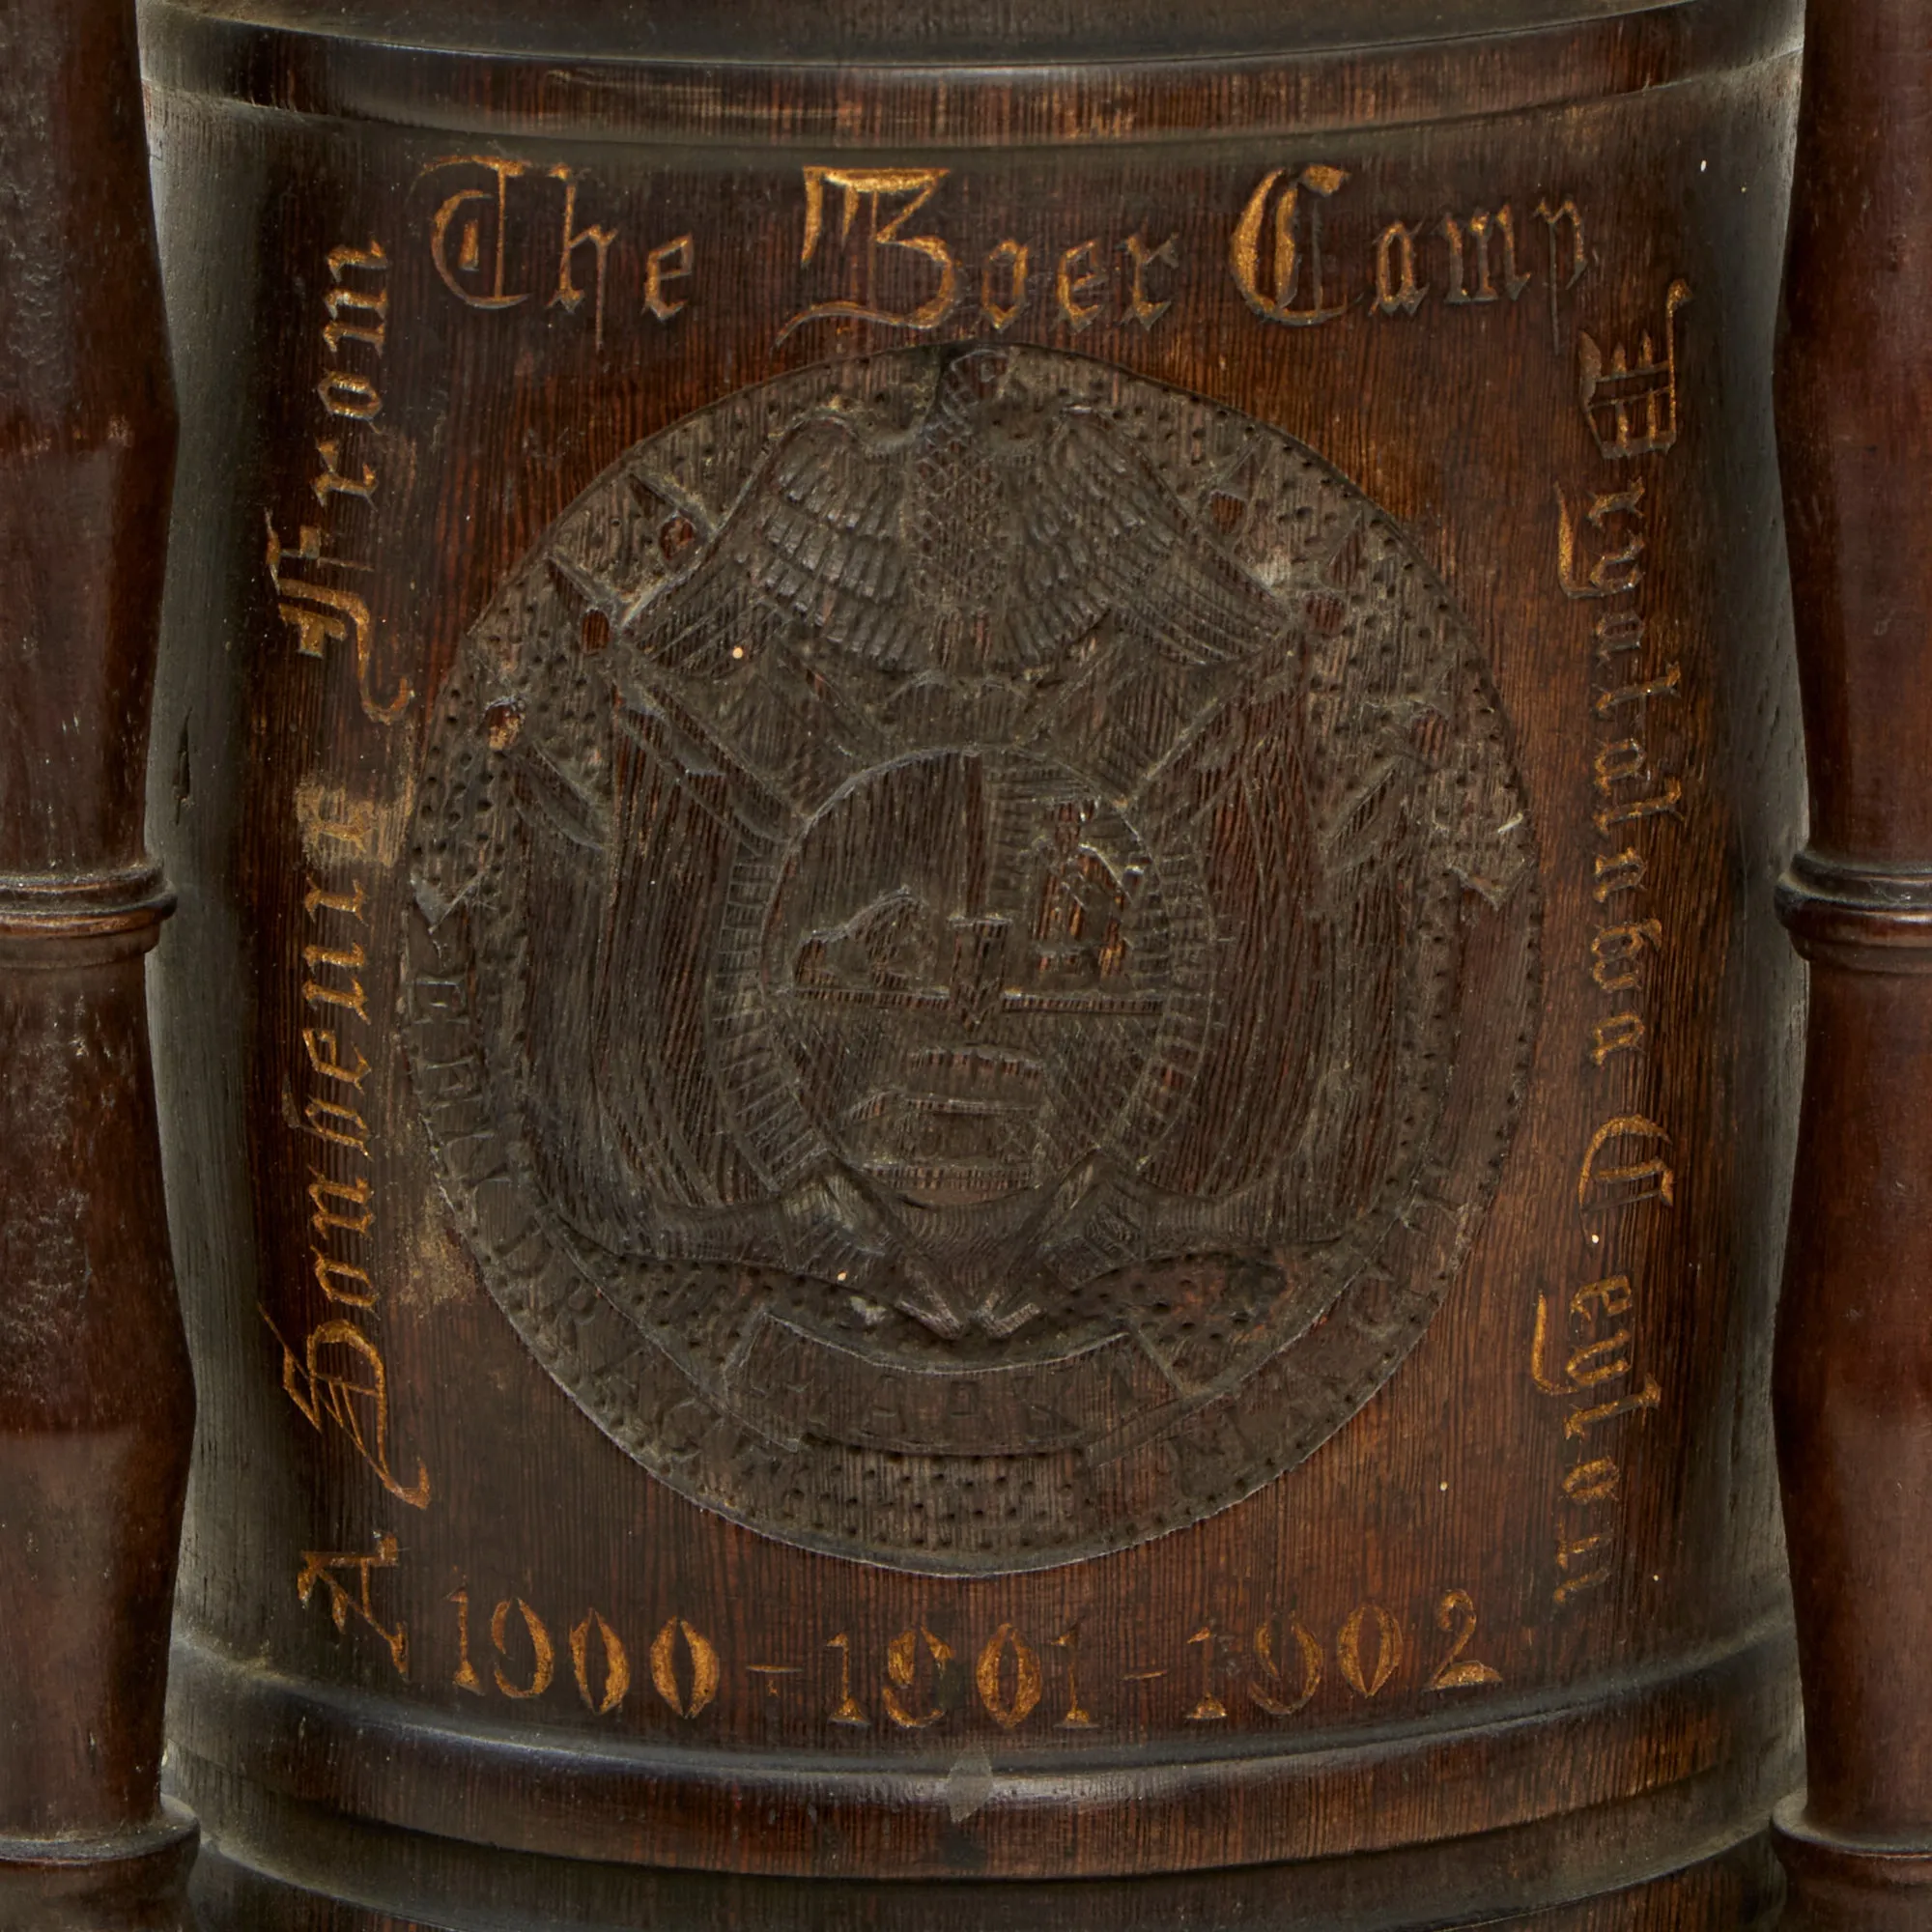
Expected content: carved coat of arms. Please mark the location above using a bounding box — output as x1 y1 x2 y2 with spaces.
408 345 1537 1571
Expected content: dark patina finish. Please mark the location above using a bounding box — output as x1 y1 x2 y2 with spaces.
0 2 197 1927
1774 2 1932 1926
136 0 1804 1923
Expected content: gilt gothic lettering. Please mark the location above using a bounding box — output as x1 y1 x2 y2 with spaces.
406 345 1539 1570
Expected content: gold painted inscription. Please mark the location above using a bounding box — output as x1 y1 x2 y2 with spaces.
1233 168 1589 339
424 1587 1501 1734
298 1535 409 1676
1537 274 1694 1607
784 169 1185 344
260 239 429 1649
264 239 412 722
424 156 693 346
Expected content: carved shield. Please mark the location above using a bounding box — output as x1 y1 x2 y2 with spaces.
407 344 1538 1571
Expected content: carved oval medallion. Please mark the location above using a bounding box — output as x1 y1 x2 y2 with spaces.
407 345 1539 1572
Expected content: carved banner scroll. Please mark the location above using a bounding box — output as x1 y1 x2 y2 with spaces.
406 344 1539 1571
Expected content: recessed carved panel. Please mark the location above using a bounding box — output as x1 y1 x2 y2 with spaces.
407 345 1538 1572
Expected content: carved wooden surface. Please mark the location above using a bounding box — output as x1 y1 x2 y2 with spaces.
0 0 197 1926
138 0 1805 1923
405 343 1538 1573
1773 0 1932 1924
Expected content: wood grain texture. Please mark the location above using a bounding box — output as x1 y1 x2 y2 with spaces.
137 0 1805 1923
142 0 1701 62
1773 1 1932 1925
0 0 198 1924
136 0 1798 150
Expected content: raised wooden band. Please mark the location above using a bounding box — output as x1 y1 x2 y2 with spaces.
0 867 176 961
137 0 1795 147
0 1805 200 1924
1775 1801 1932 1923
1777 853 1932 972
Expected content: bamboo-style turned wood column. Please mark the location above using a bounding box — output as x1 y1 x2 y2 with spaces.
0 0 197 1925
1775 0 1932 1924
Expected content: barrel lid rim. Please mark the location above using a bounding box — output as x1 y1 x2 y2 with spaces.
137 0 1799 148
139 0 1699 67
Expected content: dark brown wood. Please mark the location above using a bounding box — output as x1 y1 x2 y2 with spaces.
136 0 1806 1923
0 0 198 1924
1773 1 1932 1925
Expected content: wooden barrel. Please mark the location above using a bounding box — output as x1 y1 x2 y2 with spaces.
136 1 1807 1922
